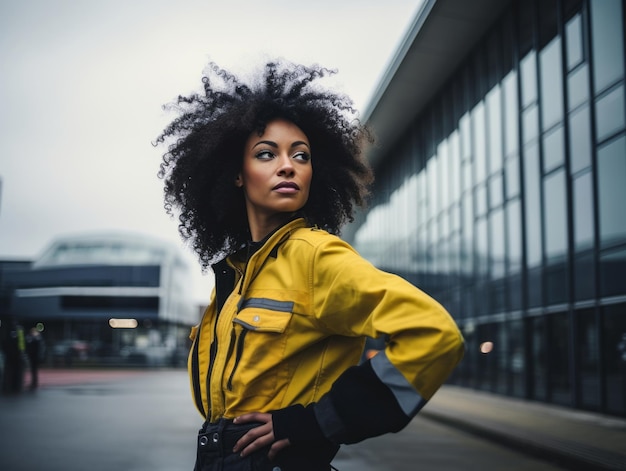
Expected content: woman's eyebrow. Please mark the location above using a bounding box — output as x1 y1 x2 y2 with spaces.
252 140 310 150
252 140 278 149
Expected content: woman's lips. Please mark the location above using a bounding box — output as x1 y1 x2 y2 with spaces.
273 182 300 193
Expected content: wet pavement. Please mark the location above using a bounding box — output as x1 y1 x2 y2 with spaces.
0 368 624 470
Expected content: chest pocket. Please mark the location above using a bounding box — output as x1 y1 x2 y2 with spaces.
227 298 294 399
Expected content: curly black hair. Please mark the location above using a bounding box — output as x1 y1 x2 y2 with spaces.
156 60 374 269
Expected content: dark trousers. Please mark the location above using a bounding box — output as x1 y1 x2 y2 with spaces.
194 419 338 471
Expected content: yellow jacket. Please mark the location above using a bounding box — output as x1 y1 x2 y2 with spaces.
188 218 464 445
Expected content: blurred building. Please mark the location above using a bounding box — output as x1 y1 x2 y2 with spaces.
2 232 200 366
346 0 626 417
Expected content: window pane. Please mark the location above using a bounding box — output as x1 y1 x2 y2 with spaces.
524 143 543 267
602 304 626 415
461 194 473 275
531 316 548 400
473 101 487 183
506 198 522 274
521 51 538 107
540 37 564 129
505 154 520 199
590 0 625 93
568 64 590 111
543 124 565 173
597 136 626 246
523 104 539 144
577 309 601 409
503 71 519 156
487 85 503 174
543 169 568 262
476 217 488 277
476 183 488 217
490 207 505 279
595 85 625 143
566 13 584 70
489 173 503 209
509 319 526 397
574 251 595 301
548 313 572 406
599 247 626 298
573 172 595 250
569 105 592 174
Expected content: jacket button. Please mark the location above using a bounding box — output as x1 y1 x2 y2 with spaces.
212 432 219 443
199 436 208 446
253 315 260 322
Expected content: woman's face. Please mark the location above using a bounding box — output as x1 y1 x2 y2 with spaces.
236 118 312 239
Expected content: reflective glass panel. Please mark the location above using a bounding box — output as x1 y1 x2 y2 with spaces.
521 51 538 108
547 313 572 405
597 136 626 247
568 64 590 111
505 155 520 199
524 143 543 267
573 171 595 251
506 198 523 275
460 112 472 161
531 316 548 400
540 37 564 130
463 160 473 193
503 71 519 157
490 207 505 279
487 85 503 174
602 303 626 414
523 104 539 144
476 183 488 217
574 251 595 301
599 247 626 298
595 85 625 143
489 173 503 209
569 105 592 174
473 101 487 183
577 309 600 409
461 194 474 276
543 169 568 262
476 217 488 277
565 13 584 70
543 125 565 173
590 0 625 93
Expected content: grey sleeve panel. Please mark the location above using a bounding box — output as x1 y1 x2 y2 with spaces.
371 350 427 417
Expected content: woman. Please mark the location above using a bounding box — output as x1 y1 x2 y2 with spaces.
157 61 464 471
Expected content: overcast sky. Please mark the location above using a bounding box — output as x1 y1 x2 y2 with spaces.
0 0 421 302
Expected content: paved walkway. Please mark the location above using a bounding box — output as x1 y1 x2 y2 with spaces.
8 369 626 470
423 385 626 470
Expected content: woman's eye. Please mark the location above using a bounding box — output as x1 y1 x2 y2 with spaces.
255 150 274 160
293 152 311 162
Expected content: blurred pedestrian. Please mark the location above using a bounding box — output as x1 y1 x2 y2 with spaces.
25 327 45 390
1 316 25 394
157 60 465 471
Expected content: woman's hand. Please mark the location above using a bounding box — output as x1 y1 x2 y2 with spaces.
232 412 291 460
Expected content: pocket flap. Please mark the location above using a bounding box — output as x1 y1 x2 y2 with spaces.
234 309 292 333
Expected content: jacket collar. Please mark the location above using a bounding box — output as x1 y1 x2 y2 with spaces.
211 217 309 310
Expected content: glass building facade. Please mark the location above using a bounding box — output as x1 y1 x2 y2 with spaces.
350 0 626 416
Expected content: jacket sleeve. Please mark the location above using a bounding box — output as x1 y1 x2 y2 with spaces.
273 236 465 445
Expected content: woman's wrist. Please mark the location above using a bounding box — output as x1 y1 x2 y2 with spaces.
271 403 329 445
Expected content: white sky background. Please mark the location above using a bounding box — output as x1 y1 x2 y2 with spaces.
0 0 421 303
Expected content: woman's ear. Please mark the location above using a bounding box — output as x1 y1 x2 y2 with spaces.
234 174 243 188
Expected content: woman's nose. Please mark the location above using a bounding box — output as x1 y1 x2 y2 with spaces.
277 154 295 175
